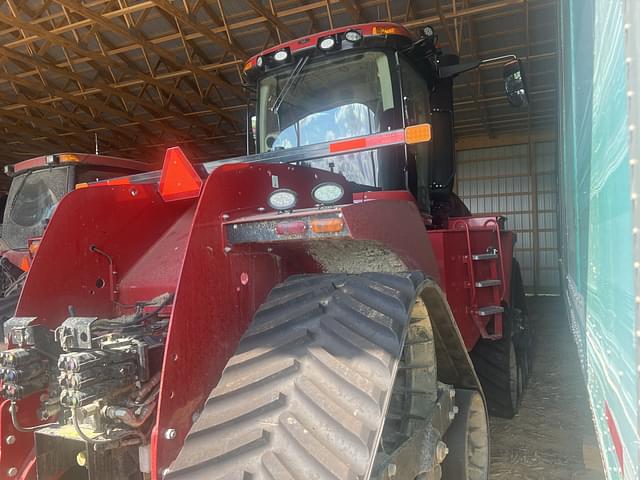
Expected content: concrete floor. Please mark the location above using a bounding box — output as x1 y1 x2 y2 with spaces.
489 297 605 480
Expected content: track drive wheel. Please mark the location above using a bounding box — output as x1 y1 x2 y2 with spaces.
166 273 488 480
510 259 533 380
470 332 521 418
470 258 530 418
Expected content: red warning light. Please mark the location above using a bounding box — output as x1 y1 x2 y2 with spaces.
159 147 203 202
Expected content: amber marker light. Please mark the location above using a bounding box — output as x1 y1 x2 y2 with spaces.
310 218 344 234
371 25 407 36
405 123 433 144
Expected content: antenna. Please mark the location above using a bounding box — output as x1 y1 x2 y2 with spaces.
95 133 99 154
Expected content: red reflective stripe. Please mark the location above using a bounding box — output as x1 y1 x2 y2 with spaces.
329 130 405 154
365 130 406 147
87 177 132 187
605 402 624 474
105 177 131 186
329 137 367 153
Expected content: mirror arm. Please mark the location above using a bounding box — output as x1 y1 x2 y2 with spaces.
438 54 518 79
438 60 480 79
479 54 518 66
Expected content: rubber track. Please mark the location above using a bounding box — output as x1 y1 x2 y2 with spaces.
470 305 521 419
166 272 424 480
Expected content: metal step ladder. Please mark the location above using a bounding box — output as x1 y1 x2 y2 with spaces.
469 247 505 339
453 219 507 341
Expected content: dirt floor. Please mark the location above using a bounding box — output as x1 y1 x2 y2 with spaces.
489 297 606 480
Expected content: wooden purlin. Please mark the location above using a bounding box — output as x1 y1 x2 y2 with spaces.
0 48 197 144
339 0 362 22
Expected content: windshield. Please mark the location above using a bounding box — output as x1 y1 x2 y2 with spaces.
257 51 397 187
2 166 70 249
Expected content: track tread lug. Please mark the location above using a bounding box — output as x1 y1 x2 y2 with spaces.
295 375 375 447
167 428 269 478
279 411 358 479
321 315 395 372
192 392 287 437
226 328 313 369
262 452 296 480
209 357 300 401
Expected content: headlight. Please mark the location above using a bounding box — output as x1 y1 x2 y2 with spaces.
319 37 336 50
268 189 297 211
312 182 344 205
256 56 264 67
344 30 362 43
422 25 435 39
273 50 288 62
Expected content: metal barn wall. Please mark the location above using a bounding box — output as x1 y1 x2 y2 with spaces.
455 141 559 294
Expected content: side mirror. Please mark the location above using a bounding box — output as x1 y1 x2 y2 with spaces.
503 59 528 107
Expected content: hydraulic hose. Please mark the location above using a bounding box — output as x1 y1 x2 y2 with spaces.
9 402 57 432
105 401 157 429
134 371 161 403
72 408 146 449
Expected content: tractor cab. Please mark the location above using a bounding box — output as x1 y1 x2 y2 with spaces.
2 153 151 255
244 22 527 222
0 153 152 317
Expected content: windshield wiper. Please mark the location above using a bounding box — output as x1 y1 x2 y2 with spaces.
10 169 33 206
270 56 310 115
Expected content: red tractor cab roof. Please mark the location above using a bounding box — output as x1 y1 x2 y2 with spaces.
243 22 415 79
6 152 154 176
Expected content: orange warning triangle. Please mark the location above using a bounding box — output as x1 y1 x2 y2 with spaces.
159 147 203 202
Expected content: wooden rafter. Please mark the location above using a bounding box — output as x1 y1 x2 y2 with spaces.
339 0 362 22
244 0 296 40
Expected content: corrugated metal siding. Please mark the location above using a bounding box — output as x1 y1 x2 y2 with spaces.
456 142 559 294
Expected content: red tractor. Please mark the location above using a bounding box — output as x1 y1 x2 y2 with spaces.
0 23 530 480
0 153 152 324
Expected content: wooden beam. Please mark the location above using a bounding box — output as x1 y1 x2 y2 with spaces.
0 121 82 151
0 9 239 127
0 44 229 138
0 104 96 151
149 0 247 59
404 0 526 28
434 0 457 54
54 0 246 104
0 73 141 141
458 0 493 137
338 0 361 21
244 0 296 40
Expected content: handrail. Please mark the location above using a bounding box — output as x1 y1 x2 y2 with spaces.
452 219 477 306
483 218 507 301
